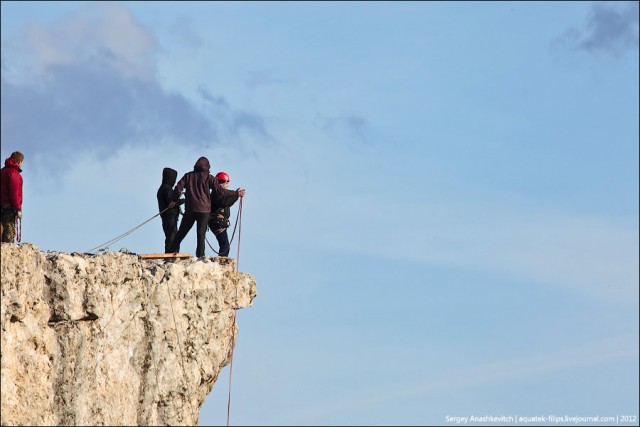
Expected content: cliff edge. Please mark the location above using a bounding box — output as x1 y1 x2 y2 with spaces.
0 243 257 426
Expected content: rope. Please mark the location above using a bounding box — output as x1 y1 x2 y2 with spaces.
237 198 242 270
143 281 162 411
94 279 150 366
94 273 196 423
205 201 242 256
166 281 198 423
95 308 141 366
15 217 21 243
205 236 220 255
86 207 170 254
100 282 140 333
226 197 243 427
228 200 242 247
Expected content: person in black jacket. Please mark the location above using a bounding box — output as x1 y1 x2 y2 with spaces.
208 171 240 257
168 157 245 257
157 167 184 253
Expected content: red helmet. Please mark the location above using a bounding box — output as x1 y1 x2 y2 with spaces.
216 171 230 182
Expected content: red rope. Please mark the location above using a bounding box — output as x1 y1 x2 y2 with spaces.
207 198 242 256
226 197 243 426
226 315 236 426
236 198 242 271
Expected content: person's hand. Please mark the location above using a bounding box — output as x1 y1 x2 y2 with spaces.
16 210 22 219
168 201 176 209
236 188 246 197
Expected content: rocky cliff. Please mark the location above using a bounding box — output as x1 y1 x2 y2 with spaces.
0 243 257 426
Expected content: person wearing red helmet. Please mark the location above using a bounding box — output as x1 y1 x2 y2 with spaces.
208 171 243 257
1 151 25 243
216 171 230 183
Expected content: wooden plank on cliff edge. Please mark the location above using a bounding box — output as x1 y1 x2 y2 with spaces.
138 253 191 260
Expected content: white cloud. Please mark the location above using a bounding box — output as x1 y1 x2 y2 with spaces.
7 2 157 82
0 2 271 184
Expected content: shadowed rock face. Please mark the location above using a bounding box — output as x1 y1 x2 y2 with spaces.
1 243 257 426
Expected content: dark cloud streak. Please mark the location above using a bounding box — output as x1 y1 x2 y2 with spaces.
1 61 218 171
318 114 373 148
198 85 272 145
0 2 271 179
554 2 639 56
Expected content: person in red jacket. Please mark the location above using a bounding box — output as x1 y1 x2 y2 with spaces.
0 151 25 243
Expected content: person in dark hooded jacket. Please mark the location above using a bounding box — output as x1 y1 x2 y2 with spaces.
168 157 245 257
157 167 185 253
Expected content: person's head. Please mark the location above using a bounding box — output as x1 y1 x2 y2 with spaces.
194 157 210 172
216 171 230 189
162 167 178 186
11 151 24 167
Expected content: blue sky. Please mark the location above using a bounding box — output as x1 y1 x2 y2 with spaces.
1 1 638 426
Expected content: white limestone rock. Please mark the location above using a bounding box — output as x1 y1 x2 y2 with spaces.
1 243 257 426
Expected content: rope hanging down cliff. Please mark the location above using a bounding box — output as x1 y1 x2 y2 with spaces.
226 197 243 427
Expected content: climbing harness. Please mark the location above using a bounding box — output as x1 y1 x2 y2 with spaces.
226 197 243 427
86 206 171 253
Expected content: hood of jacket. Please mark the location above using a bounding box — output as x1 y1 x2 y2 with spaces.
4 157 22 173
162 167 178 186
194 157 210 172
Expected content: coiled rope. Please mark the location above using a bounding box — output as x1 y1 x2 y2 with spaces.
15 217 21 243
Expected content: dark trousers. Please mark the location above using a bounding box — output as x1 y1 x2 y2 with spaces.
1 205 17 243
169 211 210 257
161 214 178 253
